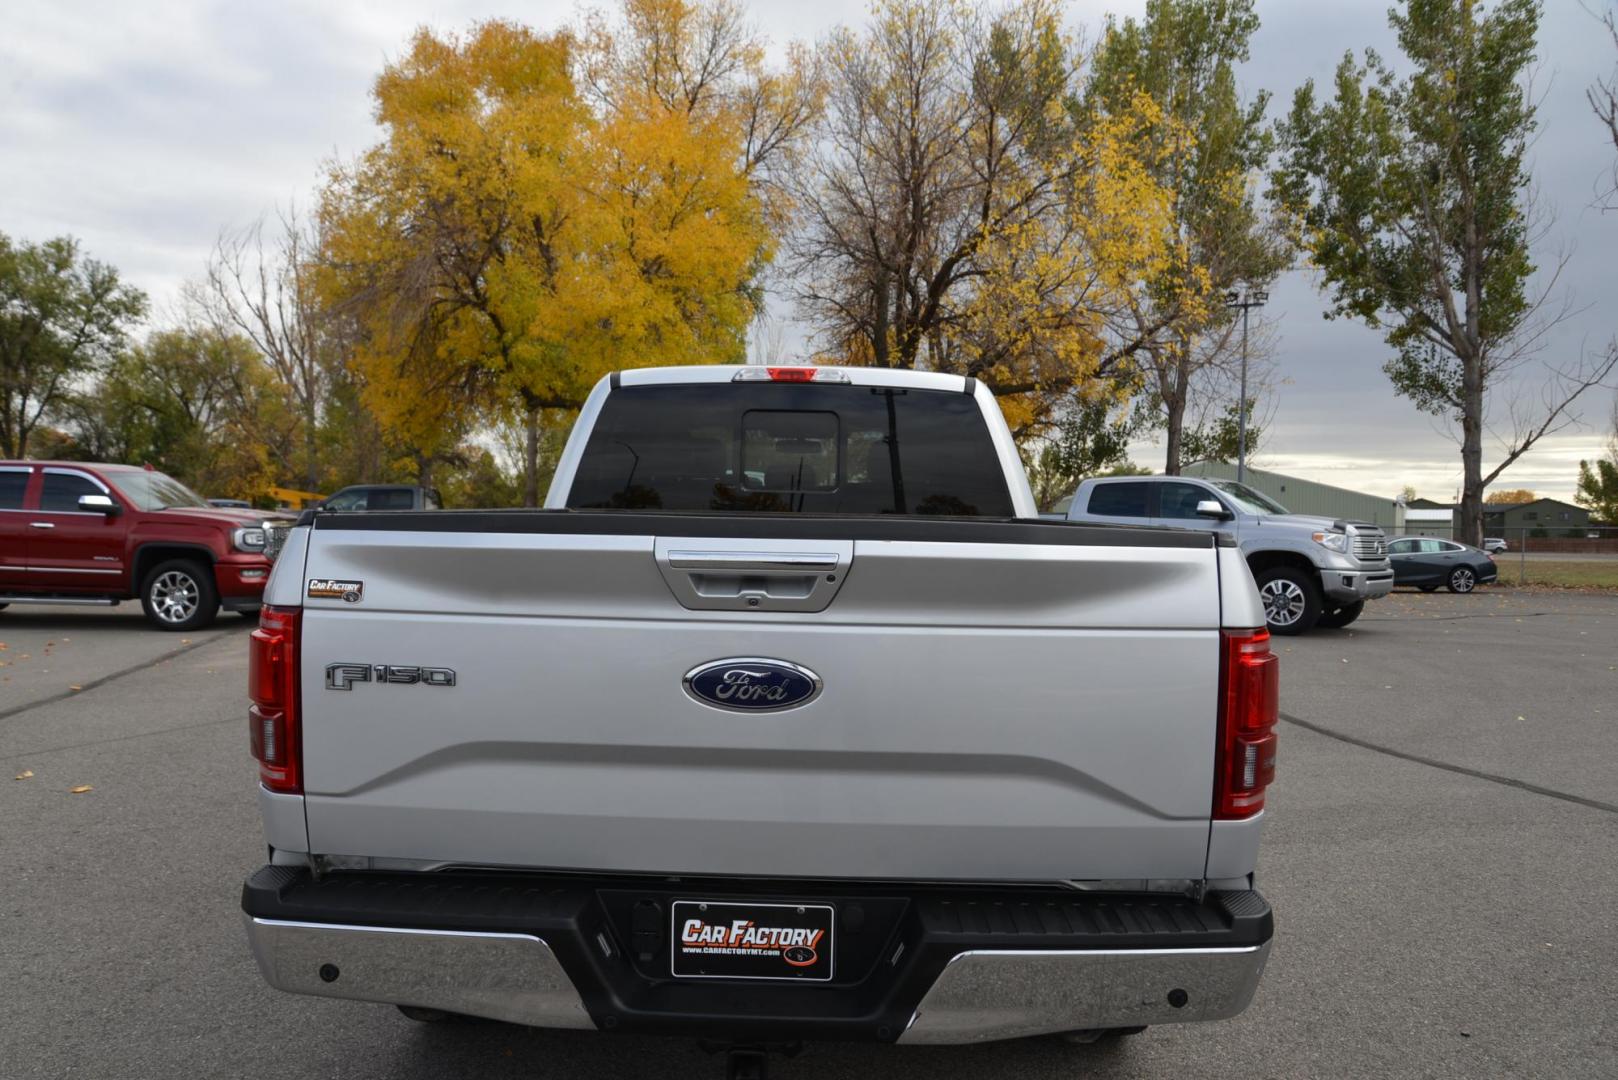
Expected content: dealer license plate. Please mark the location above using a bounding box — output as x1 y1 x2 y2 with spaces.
670 900 835 981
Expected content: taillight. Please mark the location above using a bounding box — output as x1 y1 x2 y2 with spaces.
249 605 302 794
1215 627 1278 819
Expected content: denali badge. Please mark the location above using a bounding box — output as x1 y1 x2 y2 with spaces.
683 658 821 712
308 578 363 603
326 663 457 691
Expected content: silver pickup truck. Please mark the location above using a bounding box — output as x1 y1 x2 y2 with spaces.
1067 474 1394 634
241 366 1276 1074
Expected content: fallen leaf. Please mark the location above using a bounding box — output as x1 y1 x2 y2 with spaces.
1516 716 1526 722
69 785 93 794
69 685 82 692
181 638 192 644
14 770 32 780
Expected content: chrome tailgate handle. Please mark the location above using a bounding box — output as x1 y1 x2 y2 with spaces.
665 550 841 572
654 538 853 612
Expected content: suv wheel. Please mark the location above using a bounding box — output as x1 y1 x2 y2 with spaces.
1316 600 1365 629
139 559 219 631
1254 566 1322 635
1447 566 1477 594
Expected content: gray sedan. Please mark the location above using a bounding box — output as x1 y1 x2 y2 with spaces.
1387 537 1499 593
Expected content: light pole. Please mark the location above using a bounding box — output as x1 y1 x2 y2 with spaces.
1224 286 1268 484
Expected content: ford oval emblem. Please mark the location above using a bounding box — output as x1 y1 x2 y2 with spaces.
684 658 822 712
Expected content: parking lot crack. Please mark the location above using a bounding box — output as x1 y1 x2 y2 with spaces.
0 630 240 724
1280 711 1618 816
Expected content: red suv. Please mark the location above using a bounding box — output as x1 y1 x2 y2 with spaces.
0 462 290 631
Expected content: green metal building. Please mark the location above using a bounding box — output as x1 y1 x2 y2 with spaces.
1181 461 1403 526
1483 498 1591 535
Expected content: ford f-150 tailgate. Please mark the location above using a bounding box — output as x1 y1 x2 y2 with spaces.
292 511 1226 883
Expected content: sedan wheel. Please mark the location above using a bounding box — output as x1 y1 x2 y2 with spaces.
1447 566 1477 594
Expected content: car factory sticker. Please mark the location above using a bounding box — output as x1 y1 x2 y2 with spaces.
307 578 364 603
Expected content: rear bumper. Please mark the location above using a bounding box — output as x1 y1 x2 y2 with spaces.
1322 567 1394 603
241 866 1272 1044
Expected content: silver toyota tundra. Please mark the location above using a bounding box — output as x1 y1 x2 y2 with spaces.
1067 474 1394 634
241 365 1277 1073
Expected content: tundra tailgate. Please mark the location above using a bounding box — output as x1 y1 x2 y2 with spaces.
295 514 1222 883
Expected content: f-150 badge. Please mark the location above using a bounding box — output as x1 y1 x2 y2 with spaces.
325 663 456 691
307 578 363 603
683 658 821 712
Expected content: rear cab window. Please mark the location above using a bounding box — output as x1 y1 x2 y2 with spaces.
0 468 31 509
1086 482 1150 518
566 383 1014 516
368 489 416 510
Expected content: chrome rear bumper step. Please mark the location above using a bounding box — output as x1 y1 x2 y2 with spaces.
898 943 1271 1043
245 918 594 1030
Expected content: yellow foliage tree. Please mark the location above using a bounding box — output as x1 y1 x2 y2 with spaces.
320 7 802 502
1485 488 1536 505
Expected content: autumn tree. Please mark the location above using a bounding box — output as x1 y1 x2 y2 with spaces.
791 0 1194 435
1087 0 1288 474
321 6 804 504
1272 0 1618 547
0 232 146 457
579 0 823 226
1485 488 1536 505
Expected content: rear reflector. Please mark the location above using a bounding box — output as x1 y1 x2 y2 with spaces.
249 605 302 794
1214 628 1279 819
732 366 851 384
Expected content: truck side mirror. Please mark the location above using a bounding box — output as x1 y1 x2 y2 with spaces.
1195 499 1232 521
78 493 121 515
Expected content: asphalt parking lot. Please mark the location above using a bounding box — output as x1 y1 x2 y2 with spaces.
2 591 1615 1079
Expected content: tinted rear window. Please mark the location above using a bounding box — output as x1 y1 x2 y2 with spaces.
0 470 29 509
368 489 416 510
1086 482 1149 518
567 383 1013 516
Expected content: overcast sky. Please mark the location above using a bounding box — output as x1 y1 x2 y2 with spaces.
4 0 1616 501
